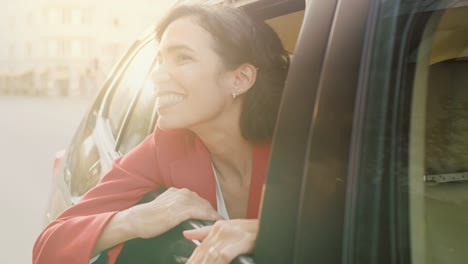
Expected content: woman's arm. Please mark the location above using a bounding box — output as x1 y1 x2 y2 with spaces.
91 210 136 257
33 129 222 264
91 187 223 256
33 133 161 264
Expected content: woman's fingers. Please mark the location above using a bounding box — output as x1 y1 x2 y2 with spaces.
128 187 221 239
156 187 222 221
186 219 259 264
219 235 256 261
187 242 230 264
180 206 223 223
183 225 213 241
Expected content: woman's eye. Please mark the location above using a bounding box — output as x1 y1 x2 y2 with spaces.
176 54 192 64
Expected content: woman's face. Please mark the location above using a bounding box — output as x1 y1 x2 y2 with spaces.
154 17 234 131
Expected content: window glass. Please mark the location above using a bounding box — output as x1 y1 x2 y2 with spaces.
106 40 158 137
64 111 101 201
420 7 468 264
118 66 158 155
352 1 468 263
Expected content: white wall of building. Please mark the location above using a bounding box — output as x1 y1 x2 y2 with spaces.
0 0 176 96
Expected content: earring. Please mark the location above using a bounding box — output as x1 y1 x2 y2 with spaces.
232 89 243 99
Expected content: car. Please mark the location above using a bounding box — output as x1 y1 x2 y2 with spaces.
45 0 468 263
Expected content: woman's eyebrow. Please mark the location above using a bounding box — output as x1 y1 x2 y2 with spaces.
157 44 195 58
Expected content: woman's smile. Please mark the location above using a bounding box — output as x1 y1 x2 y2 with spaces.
156 94 185 110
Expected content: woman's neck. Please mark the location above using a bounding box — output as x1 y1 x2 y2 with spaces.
192 120 253 184
209 134 253 184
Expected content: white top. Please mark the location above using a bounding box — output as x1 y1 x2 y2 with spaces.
211 162 230 220
90 255 100 263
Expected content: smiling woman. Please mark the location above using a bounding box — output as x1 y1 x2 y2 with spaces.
153 16 234 131
153 4 289 142
32 2 289 264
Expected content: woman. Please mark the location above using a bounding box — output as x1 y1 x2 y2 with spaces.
33 3 289 264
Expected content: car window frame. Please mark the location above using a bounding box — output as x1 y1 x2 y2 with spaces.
342 0 416 262
341 0 388 262
116 81 159 155
254 0 342 262
115 45 159 154
96 34 158 160
256 0 372 262
294 0 373 262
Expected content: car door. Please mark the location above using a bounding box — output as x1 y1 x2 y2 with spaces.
343 1 468 264
255 0 371 263
256 0 468 263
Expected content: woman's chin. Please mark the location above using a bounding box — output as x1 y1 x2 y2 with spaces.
156 122 175 131
156 117 186 131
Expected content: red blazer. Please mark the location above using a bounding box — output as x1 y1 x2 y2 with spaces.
33 128 271 264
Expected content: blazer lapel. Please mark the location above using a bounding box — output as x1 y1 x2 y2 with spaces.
247 143 271 219
168 137 217 210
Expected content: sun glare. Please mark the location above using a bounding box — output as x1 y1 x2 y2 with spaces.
0 0 176 97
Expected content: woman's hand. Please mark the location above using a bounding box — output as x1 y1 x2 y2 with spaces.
184 219 259 264
124 187 223 239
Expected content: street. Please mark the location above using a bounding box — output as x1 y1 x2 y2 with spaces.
0 95 90 264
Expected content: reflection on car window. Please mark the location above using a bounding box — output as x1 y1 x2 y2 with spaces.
65 118 101 200
416 6 468 264
118 64 158 155
105 40 158 137
352 1 468 263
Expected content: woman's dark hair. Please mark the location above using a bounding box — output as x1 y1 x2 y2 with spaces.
155 3 290 143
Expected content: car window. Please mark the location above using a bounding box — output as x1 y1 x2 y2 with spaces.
348 1 468 263
254 1 345 262
118 65 158 155
105 39 158 138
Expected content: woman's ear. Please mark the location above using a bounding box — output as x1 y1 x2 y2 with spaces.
231 63 257 99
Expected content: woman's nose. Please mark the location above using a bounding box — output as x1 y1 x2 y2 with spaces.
152 64 172 83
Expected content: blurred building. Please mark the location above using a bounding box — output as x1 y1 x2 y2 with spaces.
0 0 175 96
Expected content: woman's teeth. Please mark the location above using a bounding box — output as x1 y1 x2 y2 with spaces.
156 95 184 107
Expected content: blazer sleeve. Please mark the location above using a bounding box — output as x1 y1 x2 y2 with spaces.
33 130 163 264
